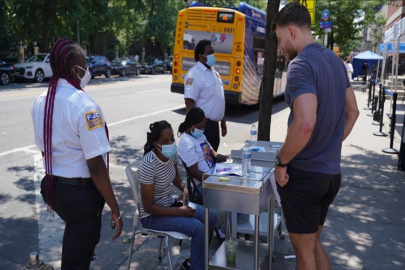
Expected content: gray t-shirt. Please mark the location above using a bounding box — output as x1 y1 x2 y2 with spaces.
285 43 350 175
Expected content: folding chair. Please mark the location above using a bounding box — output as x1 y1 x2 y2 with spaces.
124 162 189 270
182 160 203 205
181 160 225 241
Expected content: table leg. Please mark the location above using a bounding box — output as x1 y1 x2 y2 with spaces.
205 207 209 270
268 195 275 270
254 214 259 270
225 211 230 240
231 211 237 240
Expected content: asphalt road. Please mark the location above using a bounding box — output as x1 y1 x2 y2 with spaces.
0 74 288 269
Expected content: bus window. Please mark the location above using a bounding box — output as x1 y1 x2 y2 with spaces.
183 30 234 54
253 35 265 75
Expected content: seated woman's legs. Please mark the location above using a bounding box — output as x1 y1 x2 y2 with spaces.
141 204 216 270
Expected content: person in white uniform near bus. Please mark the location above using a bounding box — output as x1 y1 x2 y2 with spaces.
184 39 227 152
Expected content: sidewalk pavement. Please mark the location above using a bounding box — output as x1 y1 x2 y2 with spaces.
115 81 405 270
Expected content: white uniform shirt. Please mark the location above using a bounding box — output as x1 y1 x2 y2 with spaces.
177 133 215 185
31 79 110 178
184 62 225 122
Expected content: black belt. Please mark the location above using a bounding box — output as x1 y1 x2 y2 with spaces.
55 176 92 186
206 119 219 123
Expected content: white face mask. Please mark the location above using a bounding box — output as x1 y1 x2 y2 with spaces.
75 65 91 89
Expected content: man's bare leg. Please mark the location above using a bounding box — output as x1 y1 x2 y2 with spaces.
289 232 317 270
315 225 331 270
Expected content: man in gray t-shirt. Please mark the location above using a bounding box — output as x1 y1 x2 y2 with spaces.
271 3 359 270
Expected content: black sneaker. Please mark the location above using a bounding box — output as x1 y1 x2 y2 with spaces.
181 259 190 270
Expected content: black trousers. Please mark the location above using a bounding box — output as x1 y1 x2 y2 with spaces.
41 176 105 270
204 121 220 152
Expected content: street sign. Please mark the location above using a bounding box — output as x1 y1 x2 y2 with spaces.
320 22 324 29
325 28 331 33
290 0 316 24
322 9 330 21
325 21 332 28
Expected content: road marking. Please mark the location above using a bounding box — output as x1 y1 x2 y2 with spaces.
135 88 162 94
108 105 185 127
0 105 185 157
33 153 63 269
0 145 37 157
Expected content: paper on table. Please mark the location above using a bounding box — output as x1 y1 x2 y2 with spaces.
213 163 243 176
270 144 281 148
269 174 281 206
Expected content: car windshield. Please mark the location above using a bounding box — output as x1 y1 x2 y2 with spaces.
27 55 47 63
86 56 95 63
112 59 126 65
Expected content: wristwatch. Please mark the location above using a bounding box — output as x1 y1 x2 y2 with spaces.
275 155 288 168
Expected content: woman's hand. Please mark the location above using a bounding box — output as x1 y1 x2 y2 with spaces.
215 154 228 163
111 211 123 241
178 205 196 217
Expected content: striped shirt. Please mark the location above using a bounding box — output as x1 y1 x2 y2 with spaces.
138 150 177 219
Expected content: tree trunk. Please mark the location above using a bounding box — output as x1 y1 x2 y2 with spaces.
258 0 281 141
103 27 109 56
41 0 53 52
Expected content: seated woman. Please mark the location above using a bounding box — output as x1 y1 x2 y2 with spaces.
177 107 228 196
177 108 240 238
139 120 217 270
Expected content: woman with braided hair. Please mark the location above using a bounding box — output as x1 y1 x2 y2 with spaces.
31 38 123 269
177 107 228 187
138 120 217 270
178 107 240 239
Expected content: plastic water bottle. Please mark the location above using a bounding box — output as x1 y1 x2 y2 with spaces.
242 141 251 178
250 124 257 146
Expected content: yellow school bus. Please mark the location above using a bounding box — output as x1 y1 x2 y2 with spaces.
170 2 286 105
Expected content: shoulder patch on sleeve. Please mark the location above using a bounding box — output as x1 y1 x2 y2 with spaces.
186 78 194 86
84 111 104 130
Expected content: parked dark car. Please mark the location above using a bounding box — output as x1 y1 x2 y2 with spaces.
165 56 173 73
0 60 16 85
141 58 166 75
86 55 112 79
111 58 141 77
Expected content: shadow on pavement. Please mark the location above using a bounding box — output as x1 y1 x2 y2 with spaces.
324 144 405 269
171 95 288 125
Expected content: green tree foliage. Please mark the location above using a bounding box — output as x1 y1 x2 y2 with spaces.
0 0 389 60
312 0 387 58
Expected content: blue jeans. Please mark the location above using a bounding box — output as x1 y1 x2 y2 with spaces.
196 184 242 235
141 204 217 270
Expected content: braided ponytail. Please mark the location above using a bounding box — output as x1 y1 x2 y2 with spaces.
177 107 205 136
144 121 172 156
43 38 102 215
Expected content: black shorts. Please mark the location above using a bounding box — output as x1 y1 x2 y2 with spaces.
277 166 341 234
